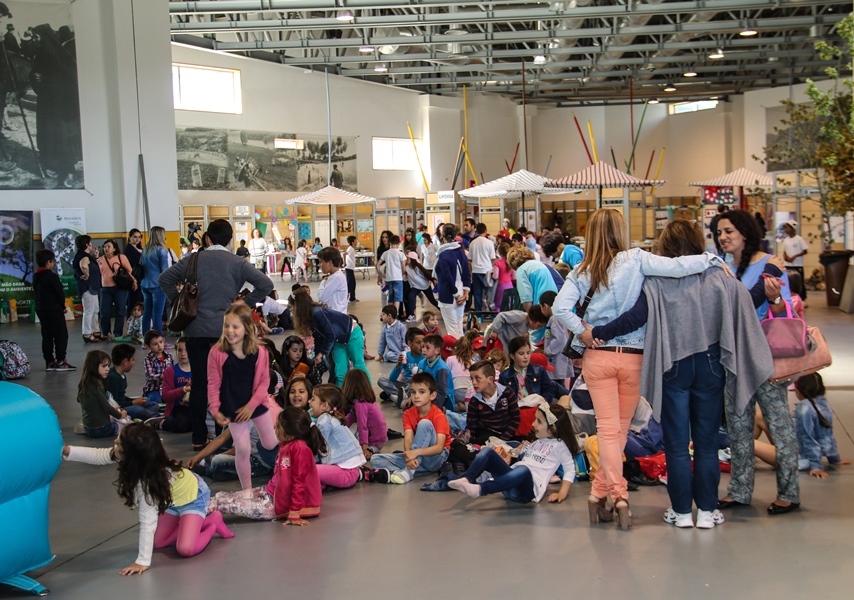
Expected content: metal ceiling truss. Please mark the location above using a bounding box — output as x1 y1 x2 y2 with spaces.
169 0 852 105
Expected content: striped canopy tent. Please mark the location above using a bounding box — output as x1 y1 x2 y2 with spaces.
546 161 666 244
688 167 773 188
284 185 376 206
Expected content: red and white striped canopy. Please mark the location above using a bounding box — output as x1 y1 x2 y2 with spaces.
284 185 376 206
689 168 773 188
546 161 665 189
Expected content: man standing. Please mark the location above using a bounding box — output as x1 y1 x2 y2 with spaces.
159 219 274 451
468 223 496 312
330 164 344 188
782 220 809 300
460 218 477 249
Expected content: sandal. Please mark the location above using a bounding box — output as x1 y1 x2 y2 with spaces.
82 335 98 344
588 495 614 525
614 497 633 531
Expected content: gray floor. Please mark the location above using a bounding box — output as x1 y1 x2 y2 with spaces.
3 276 854 598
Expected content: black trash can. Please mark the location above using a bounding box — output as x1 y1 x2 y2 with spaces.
819 250 854 307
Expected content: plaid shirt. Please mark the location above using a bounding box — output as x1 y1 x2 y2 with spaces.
144 351 175 395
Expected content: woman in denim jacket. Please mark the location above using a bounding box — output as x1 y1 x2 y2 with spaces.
140 226 170 334
288 290 370 386
553 209 724 530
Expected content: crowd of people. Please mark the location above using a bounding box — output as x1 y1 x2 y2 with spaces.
51 211 848 575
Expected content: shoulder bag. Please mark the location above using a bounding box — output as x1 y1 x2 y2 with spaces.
761 301 807 358
110 258 134 291
561 290 594 360
770 326 832 383
167 252 200 332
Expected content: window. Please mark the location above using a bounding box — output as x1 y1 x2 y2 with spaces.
668 100 718 115
372 137 424 170
172 64 242 114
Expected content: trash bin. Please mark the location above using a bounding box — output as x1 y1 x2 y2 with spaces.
819 250 854 307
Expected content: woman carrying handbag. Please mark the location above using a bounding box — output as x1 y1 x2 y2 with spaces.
98 239 137 341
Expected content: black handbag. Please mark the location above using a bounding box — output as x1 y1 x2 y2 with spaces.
110 259 135 291
167 252 200 331
561 290 594 360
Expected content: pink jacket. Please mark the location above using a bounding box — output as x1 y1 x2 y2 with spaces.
206 345 270 417
345 401 388 448
267 439 322 521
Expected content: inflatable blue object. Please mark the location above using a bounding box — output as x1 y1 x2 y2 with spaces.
0 382 63 596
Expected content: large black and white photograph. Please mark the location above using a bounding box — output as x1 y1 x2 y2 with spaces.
0 1 83 190
176 126 357 192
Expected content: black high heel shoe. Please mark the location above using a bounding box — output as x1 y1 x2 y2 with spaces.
767 501 800 515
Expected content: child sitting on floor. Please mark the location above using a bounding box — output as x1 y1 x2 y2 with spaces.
146 338 192 432
311 384 366 489
417 334 453 411
377 304 408 362
458 360 520 443
448 402 577 505
422 310 441 336
499 336 558 404
142 330 174 405
377 327 424 407
107 344 160 422
367 373 450 484
118 302 144 344
78 350 129 438
284 375 312 411
343 369 388 460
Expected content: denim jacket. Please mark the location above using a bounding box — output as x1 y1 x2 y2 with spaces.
311 306 354 357
498 364 557 403
795 396 841 471
315 413 364 466
553 248 722 351
141 247 169 289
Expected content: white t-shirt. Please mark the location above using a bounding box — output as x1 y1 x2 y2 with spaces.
295 246 307 269
512 437 576 502
422 244 438 270
318 269 348 314
469 236 496 274
346 246 356 270
383 248 406 282
783 235 809 267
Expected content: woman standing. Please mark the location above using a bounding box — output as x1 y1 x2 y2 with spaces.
279 237 293 278
73 235 101 343
248 228 268 273
375 230 392 266
553 209 723 529
716 210 801 515
434 224 471 338
124 229 144 315
140 226 170 335
98 239 137 341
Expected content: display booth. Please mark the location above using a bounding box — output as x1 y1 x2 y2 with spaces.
424 190 457 235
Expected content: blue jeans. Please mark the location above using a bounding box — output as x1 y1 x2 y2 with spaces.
471 272 488 312
100 286 129 336
371 420 449 475
125 403 159 421
142 285 166 334
660 343 725 513
86 422 119 438
387 280 404 304
445 410 467 433
462 448 536 503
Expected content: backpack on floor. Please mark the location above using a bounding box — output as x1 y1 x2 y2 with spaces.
0 340 30 379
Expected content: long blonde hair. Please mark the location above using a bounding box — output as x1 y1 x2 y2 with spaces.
217 304 260 355
143 226 166 256
576 209 627 292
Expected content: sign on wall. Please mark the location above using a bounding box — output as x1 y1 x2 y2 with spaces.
0 210 34 314
0 2 84 190
40 208 85 277
176 127 357 193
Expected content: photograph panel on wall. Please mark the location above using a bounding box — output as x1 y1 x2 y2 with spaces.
176 127 357 192
0 1 83 190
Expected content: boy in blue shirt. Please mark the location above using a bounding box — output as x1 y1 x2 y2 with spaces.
378 328 424 407
417 334 453 411
377 304 407 362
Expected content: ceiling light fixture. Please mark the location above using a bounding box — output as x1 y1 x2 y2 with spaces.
359 45 374 53
709 48 724 59
664 84 677 92
336 9 354 22
648 99 659 104
374 63 388 73
683 70 698 77
443 25 469 36
533 54 547 65
740 28 757 37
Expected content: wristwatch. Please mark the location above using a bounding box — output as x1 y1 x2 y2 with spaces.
771 295 782 305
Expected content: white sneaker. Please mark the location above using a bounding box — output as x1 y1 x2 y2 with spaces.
663 506 694 528
696 509 725 529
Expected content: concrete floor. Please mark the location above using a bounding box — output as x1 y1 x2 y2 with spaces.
3 274 854 599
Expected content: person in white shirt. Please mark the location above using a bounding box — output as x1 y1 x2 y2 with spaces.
247 228 268 273
317 246 349 314
782 221 809 300
422 235 438 273
293 240 308 284
378 234 406 314
468 223 497 312
345 235 358 303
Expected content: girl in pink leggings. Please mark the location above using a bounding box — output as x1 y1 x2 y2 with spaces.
310 384 367 489
63 423 233 575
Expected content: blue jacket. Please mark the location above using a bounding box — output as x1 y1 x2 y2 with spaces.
310 306 354 357
379 320 407 357
388 350 423 384
315 413 364 466
417 356 453 410
796 396 841 471
434 242 471 305
499 364 557 403
544 263 565 291
141 247 170 289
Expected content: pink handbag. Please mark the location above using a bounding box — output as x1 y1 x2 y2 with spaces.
761 302 807 358
771 326 832 383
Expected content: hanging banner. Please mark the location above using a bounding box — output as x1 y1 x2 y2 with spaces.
0 210 34 315
40 208 85 278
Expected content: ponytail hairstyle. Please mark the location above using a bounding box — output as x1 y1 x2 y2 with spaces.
716 209 762 280
485 348 508 373
795 373 832 428
115 423 182 513
541 403 579 455
277 406 327 457
78 350 111 400
341 369 376 409
452 330 479 368
313 383 349 423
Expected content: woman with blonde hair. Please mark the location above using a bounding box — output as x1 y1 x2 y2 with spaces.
141 226 170 334
506 246 557 311
553 209 725 530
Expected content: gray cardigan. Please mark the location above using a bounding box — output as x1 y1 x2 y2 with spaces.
158 248 274 338
641 269 774 419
